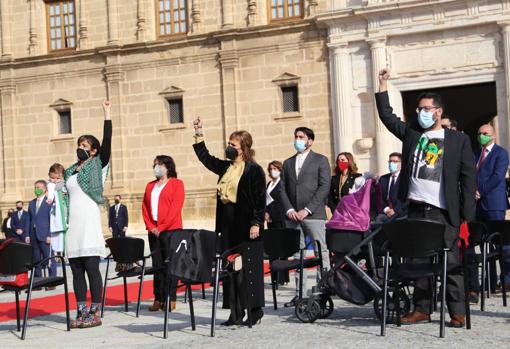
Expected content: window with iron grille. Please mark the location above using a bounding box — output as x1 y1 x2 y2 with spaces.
282 86 299 113
46 0 76 51
167 98 184 124
58 110 72 134
269 0 303 21
157 0 188 37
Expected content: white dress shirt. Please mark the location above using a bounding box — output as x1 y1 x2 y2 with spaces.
151 182 168 222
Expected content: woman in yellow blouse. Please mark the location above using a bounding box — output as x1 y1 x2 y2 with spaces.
193 116 266 326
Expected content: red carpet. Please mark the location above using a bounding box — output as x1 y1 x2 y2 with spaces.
0 281 207 323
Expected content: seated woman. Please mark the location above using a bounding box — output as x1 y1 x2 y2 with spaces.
327 152 362 212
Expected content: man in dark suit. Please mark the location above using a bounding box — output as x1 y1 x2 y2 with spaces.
473 124 510 295
11 201 30 243
278 127 331 306
1 209 15 239
376 152 407 223
108 195 129 238
28 180 56 281
376 69 476 328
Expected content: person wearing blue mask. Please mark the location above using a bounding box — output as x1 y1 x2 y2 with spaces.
278 127 331 307
375 152 407 224
375 69 476 328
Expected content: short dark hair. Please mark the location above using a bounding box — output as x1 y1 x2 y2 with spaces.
49 163 65 175
294 127 315 141
114 194 122 199
16 201 23 206
154 155 177 178
417 92 444 109
451 119 458 129
77 135 101 157
389 152 402 160
267 160 283 173
34 180 47 188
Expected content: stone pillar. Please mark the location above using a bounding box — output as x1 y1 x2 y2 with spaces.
221 0 234 29
247 0 256 26
500 22 510 149
78 0 89 49
191 0 201 33
136 0 146 41
369 37 393 174
28 0 39 55
107 0 121 45
0 0 12 59
328 42 353 156
218 40 240 143
0 77 19 201
104 53 126 191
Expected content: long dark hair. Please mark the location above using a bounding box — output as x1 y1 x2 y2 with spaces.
334 152 358 176
77 135 101 157
154 155 177 178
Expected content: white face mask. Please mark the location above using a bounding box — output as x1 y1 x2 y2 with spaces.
270 170 280 179
153 165 165 178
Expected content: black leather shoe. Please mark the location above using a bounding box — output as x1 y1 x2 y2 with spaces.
242 309 263 326
284 296 299 308
221 311 245 326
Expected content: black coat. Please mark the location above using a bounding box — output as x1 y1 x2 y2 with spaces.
193 141 266 308
266 180 286 228
108 204 129 231
375 91 476 225
1 217 15 239
327 172 362 212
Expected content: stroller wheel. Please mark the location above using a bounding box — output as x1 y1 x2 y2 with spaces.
373 288 411 324
295 298 321 323
318 295 334 319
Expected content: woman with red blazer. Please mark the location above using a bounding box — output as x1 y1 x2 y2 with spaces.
142 155 185 312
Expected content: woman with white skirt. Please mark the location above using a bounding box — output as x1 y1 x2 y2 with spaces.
65 100 111 328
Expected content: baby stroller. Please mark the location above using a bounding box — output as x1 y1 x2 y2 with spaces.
295 179 411 323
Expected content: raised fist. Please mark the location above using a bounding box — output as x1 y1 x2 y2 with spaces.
379 68 391 82
193 116 203 130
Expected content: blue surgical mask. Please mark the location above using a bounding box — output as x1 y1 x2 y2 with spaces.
294 139 307 153
388 162 398 173
417 110 435 129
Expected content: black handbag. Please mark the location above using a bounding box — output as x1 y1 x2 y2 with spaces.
168 229 216 283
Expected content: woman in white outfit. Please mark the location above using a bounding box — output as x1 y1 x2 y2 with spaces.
65 101 111 329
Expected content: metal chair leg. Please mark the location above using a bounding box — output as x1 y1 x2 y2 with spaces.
481 244 486 312
136 264 146 318
21 271 36 340
101 258 110 318
15 291 20 332
123 276 128 312
440 252 448 338
394 287 401 327
499 242 507 307
461 242 471 330
271 272 278 310
380 252 389 337
201 283 206 299
163 275 171 339
210 256 222 338
188 285 196 331
62 260 71 331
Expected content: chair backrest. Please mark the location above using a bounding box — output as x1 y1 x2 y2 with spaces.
106 237 145 263
467 221 488 246
326 229 365 254
263 228 301 259
382 219 445 258
484 220 510 245
0 242 33 275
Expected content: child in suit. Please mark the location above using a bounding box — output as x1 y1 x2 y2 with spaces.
46 163 68 259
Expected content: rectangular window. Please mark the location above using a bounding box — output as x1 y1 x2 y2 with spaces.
269 0 303 21
282 86 299 113
58 110 72 134
156 0 188 37
167 98 184 124
46 0 76 51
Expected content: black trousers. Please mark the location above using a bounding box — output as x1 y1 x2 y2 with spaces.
148 231 178 302
408 203 465 316
111 225 125 239
69 256 103 304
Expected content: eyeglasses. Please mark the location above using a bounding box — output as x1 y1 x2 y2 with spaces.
416 106 439 113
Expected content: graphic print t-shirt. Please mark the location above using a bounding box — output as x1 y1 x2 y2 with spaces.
408 129 446 209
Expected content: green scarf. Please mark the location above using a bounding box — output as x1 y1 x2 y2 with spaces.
65 156 105 205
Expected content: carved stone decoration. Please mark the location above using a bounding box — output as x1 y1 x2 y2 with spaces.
28 0 39 56
308 0 318 17
191 0 201 33
78 0 89 49
136 0 146 41
355 137 374 153
247 0 256 26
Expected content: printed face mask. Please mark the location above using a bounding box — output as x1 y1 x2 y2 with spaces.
417 110 435 129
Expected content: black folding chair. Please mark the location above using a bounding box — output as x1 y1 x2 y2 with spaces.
380 219 471 338
0 241 70 340
263 228 323 310
467 221 505 311
101 237 152 318
483 220 509 307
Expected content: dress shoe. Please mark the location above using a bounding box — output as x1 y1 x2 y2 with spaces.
494 284 510 294
242 309 263 326
400 311 431 325
448 314 465 328
148 300 161 312
468 291 479 304
160 301 176 312
221 311 245 326
284 295 299 308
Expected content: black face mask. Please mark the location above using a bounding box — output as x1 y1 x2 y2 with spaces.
114 199 120 204
225 146 238 161
77 148 90 161
16 207 22 211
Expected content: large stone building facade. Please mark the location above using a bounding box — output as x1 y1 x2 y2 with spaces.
0 0 330 231
1 0 510 232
